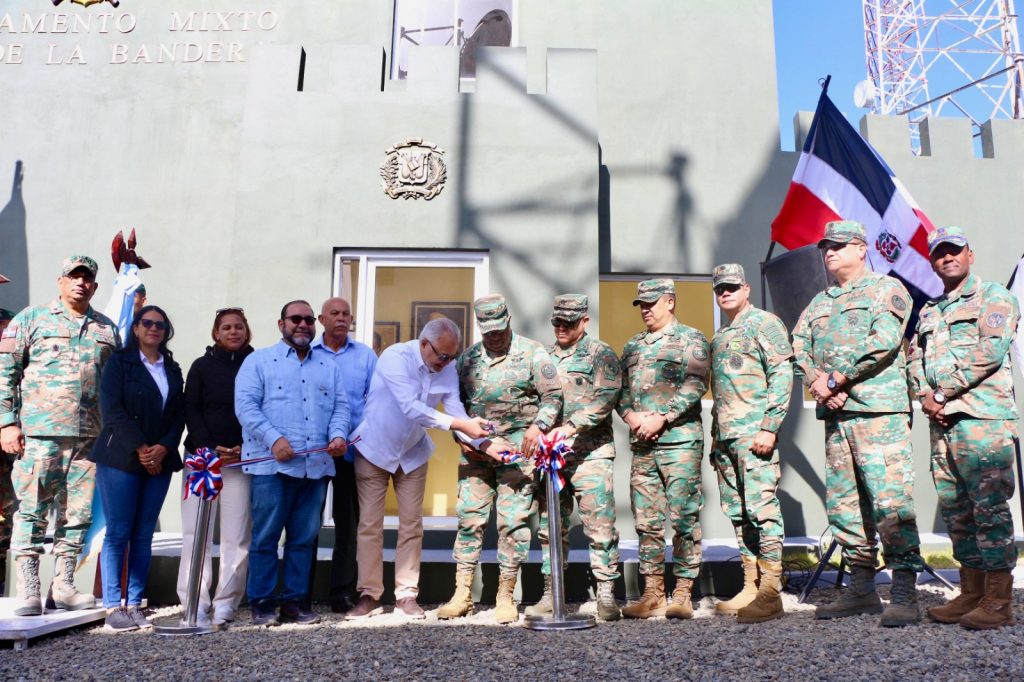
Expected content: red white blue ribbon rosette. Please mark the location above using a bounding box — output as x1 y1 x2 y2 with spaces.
183 447 223 501
534 431 572 493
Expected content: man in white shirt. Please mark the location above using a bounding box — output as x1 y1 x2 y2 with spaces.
346 317 494 619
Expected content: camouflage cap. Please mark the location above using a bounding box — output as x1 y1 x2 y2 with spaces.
551 294 588 323
473 294 510 333
0 308 14 322
711 263 746 287
60 254 98 278
632 278 676 305
927 225 969 255
817 220 867 248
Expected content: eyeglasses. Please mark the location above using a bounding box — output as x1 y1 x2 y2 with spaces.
216 307 245 315
139 319 167 331
283 315 316 326
551 318 579 329
425 338 455 363
713 285 741 296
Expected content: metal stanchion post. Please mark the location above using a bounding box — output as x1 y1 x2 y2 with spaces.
154 497 217 636
524 472 595 631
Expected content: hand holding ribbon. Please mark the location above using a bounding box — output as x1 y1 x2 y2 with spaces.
225 436 362 469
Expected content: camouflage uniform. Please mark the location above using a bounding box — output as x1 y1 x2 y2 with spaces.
792 223 923 573
0 308 15 556
618 281 710 581
710 266 793 563
538 295 621 582
0 266 120 560
909 249 1020 571
453 297 563 576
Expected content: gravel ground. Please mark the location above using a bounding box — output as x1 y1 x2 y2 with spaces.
2 583 1023 681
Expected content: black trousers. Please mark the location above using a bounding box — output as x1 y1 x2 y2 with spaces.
329 458 360 599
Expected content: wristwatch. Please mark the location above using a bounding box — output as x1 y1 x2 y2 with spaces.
932 389 947 405
826 372 840 392
534 419 551 433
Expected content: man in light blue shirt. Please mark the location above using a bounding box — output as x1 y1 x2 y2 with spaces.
311 297 377 613
235 300 350 627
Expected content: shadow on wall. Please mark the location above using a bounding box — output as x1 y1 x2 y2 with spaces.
0 161 28 312
452 54 603 339
601 150 695 275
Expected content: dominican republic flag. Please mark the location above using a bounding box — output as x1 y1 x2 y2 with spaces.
770 78 942 318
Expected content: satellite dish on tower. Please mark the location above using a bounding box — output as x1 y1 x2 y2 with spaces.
853 80 876 109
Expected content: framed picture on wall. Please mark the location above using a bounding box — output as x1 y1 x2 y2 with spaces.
412 301 471 355
373 321 401 356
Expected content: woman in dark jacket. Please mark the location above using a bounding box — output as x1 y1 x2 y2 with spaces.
176 307 254 627
90 305 185 632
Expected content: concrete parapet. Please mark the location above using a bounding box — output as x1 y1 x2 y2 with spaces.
918 116 974 160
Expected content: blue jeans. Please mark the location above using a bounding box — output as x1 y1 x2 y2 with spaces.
247 473 328 605
96 463 172 608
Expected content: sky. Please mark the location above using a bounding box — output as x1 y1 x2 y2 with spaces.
772 1 874 151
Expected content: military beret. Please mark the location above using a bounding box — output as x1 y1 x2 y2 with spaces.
817 220 867 248
551 294 588 323
60 254 98 278
712 264 746 287
927 225 969 255
632 279 676 305
473 294 510 333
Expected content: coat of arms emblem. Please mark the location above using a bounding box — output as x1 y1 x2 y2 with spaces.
52 0 120 7
380 138 447 201
875 230 903 264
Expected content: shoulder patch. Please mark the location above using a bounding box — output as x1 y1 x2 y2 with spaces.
541 363 557 380
692 346 708 361
981 308 1011 336
890 294 907 312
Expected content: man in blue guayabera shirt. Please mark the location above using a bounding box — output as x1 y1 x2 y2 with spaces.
312 297 377 613
235 300 350 627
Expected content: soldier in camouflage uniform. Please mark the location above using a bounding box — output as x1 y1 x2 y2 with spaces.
617 279 710 620
0 307 16 584
708 264 793 624
792 221 924 627
908 226 1020 630
0 256 120 616
438 295 563 624
525 294 622 621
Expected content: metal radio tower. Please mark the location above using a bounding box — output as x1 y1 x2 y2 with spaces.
859 0 1024 146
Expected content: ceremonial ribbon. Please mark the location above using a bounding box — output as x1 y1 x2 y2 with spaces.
534 431 572 494
183 447 223 501
223 436 362 469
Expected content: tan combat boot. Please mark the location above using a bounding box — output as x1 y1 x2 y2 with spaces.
437 568 475 620
928 566 984 624
622 574 667 619
525 574 553 617
880 569 920 627
715 555 759 615
960 570 1016 630
595 580 621 621
736 560 784 623
665 578 694 620
47 555 96 611
814 565 883 620
494 573 519 624
14 555 42 617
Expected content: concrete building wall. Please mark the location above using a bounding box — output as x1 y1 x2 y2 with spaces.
1 0 1021 548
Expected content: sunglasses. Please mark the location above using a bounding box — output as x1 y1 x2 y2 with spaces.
425 338 455 363
139 319 167 331
551 318 579 329
283 315 316 326
216 306 245 315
